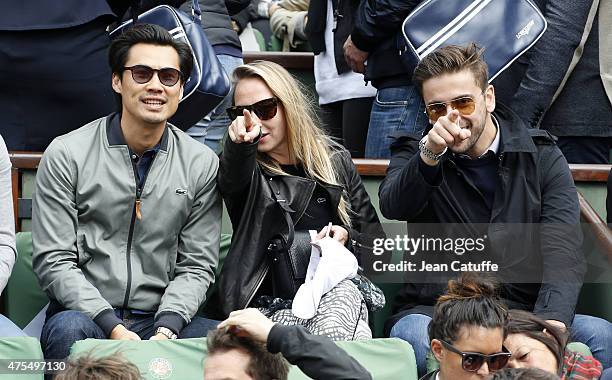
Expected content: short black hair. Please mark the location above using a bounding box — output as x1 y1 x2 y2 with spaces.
108 23 194 109
206 328 289 380
429 273 508 343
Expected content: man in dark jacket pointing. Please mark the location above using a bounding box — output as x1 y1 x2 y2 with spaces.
379 44 609 376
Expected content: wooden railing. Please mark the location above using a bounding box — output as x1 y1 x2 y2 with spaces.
243 52 314 69
8 152 612 262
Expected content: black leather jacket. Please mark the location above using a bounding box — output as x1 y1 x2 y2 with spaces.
217 137 383 317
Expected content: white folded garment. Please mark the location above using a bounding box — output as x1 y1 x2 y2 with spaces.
292 230 358 319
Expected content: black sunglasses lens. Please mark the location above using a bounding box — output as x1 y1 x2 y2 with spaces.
488 354 510 371
131 66 154 84
253 100 277 120
226 107 242 121
462 354 485 372
158 68 181 86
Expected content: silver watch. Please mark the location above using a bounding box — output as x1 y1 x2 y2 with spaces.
156 327 178 340
419 137 447 161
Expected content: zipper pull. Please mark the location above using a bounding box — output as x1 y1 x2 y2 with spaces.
135 199 142 221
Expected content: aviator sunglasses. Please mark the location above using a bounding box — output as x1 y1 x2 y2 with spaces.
440 339 511 372
226 97 279 121
425 96 478 123
123 65 182 87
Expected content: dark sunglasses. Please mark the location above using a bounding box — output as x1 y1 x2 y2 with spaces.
226 97 279 121
123 65 182 87
425 96 477 123
440 339 511 372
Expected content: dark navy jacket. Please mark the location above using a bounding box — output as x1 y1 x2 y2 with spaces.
350 0 421 88
380 103 585 331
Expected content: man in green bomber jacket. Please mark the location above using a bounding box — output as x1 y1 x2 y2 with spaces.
32 24 222 360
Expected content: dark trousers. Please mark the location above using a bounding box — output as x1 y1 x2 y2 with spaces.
557 136 612 164
0 19 116 151
320 97 374 158
41 309 219 360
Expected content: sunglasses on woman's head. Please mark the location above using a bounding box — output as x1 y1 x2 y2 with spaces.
425 96 477 123
440 339 511 372
123 65 182 87
226 97 279 121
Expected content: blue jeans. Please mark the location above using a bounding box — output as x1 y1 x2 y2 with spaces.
0 314 25 337
570 314 612 369
389 314 431 377
41 310 219 360
364 85 429 158
390 313 612 376
187 54 243 154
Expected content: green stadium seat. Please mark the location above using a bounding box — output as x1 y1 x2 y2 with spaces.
70 337 417 380
289 338 417 380
4 232 47 329
0 336 44 380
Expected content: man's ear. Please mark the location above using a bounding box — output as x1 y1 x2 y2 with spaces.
111 73 122 94
431 339 445 362
179 83 184 101
485 84 496 113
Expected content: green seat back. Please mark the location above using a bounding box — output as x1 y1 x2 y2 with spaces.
70 337 417 380
4 232 48 328
288 338 417 380
252 28 267 51
0 336 44 380
70 338 206 380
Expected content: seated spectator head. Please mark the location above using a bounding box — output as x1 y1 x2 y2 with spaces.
54 352 142 380
229 60 351 224
413 43 497 158
429 273 510 380
205 327 289 380
107 23 194 121
504 310 568 375
488 367 560 380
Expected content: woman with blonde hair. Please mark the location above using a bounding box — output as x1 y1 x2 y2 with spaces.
216 60 383 340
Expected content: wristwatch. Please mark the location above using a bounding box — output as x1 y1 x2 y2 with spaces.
419 137 447 161
155 327 178 340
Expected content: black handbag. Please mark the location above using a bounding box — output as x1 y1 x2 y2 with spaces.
266 178 313 300
267 230 313 300
399 0 547 81
110 0 231 130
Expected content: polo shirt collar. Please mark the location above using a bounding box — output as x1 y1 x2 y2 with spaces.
105 112 169 152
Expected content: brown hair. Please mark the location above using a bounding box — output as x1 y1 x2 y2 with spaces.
429 273 508 343
231 60 352 225
206 328 289 380
506 309 568 373
54 353 142 380
413 43 488 93
489 367 560 380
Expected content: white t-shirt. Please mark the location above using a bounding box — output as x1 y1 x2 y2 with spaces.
313 0 377 105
